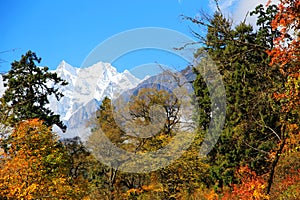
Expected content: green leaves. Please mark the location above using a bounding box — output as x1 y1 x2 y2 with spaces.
191 5 284 187
0 50 68 131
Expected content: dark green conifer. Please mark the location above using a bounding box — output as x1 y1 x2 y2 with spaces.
1 50 68 131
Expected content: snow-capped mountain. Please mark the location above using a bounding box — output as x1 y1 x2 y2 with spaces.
0 60 141 139
49 60 142 138
0 60 195 140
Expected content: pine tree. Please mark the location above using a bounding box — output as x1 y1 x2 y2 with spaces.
0 50 68 131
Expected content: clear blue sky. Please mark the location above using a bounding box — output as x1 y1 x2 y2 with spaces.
0 0 249 76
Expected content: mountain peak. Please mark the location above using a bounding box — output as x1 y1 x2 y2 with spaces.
57 60 78 76
123 69 131 75
47 60 143 138
86 62 118 74
59 60 69 67
58 60 71 68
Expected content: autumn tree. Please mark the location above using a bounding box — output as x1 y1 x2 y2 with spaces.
221 166 269 200
268 0 300 96
87 97 128 199
87 86 206 199
88 89 180 198
128 87 180 135
0 119 88 199
121 87 181 153
122 141 212 200
0 50 67 131
265 0 300 195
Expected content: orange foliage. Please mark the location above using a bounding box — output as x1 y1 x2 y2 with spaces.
203 189 219 200
267 2 300 197
267 0 300 112
222 166 269 200
0 119 87 199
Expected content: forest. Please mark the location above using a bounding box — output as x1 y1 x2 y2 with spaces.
0 0 299 199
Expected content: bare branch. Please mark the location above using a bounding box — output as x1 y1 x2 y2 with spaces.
243 140 271 155
251 114 281 140
156 62 193 87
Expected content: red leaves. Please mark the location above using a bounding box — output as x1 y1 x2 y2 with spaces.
268 0 300 112
222 166 269 200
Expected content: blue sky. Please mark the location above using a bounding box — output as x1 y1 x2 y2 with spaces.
0 0 265 76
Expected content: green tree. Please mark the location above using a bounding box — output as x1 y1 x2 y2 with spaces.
190 6 284 188
92 96 127 146
0 50 67 131
88 97 128 199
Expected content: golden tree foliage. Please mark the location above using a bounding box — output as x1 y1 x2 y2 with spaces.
87 92 210 199
0 119 88 199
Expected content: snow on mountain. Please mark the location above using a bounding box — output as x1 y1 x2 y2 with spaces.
0 60 195 140
48 61 141 138
0 60 141 139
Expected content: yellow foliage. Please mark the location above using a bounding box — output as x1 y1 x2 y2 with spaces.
0 119 88 199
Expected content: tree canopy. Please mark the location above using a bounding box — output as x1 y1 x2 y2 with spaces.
0 50 68 131
0 1 299 199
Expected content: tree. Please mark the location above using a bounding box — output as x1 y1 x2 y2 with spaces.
87 88 201 199
267 0 300 112
118 87 181 153
93 97 127 146
0 119 88 199
189 6 284 188
268 148 300 199
0 50 68 131
128 87 180 137
88 91 180 198
88 97 128 199
62 136 92 180
265 0 300 194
